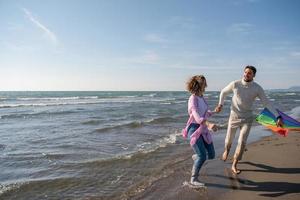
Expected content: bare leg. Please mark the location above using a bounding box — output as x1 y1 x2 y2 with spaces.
222 120 237 161
221 149 229 161
231 122 252 174
231 159 241 174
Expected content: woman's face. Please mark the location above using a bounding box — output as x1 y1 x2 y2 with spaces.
199 78 207 93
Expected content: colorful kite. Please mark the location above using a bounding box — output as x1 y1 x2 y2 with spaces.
256 108 300 136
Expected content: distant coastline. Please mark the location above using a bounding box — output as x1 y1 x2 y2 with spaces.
269 86 300 92
1 87 300 92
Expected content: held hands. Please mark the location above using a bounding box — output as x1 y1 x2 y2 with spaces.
276 117 284 127
214 104 223 113
206 122 218 132
206 104 222 132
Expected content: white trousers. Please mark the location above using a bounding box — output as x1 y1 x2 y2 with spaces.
224 112 253 160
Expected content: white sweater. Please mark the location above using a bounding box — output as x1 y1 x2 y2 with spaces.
219 79 277 119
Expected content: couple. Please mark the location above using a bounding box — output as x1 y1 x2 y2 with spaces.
182 65 283 187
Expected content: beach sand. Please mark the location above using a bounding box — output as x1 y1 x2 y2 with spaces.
132 130 300 200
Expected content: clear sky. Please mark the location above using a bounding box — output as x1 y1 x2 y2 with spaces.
0 0 299 91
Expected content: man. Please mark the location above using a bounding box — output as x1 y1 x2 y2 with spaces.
215 66 283 174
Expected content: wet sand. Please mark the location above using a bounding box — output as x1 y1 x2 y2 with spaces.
132 130 300 200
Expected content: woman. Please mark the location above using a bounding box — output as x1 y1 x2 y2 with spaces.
182 75 217 187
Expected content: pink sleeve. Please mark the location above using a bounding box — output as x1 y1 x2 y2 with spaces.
189 95 206 124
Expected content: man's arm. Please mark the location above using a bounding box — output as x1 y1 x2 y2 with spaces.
215 81 234 113
257 86 284 127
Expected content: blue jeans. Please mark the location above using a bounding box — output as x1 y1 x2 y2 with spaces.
188 123 215 178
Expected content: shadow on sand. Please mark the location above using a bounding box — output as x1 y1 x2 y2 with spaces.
207 162 300 197
240 161 300 174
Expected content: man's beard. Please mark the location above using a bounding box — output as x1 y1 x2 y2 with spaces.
244 77 253 82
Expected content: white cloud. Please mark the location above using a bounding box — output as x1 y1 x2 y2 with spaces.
136 51 160 64
168 16 197 30
290 51 300 58
22 8 58 45
2 41 35 52
7 22 24 31
123 51 160 65
142 51 160 63
144 34 167 43
227 23 254 34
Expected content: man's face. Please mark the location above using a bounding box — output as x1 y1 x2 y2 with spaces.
243 68 255 82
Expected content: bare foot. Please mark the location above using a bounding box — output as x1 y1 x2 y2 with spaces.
221 150 228 161
231 167 241 174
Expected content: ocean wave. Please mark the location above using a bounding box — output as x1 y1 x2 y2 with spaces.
16 96 99 101
174 100 187 104
41 152 72 160
121 95 138 98
286 93 297 95
0 101 101 108
0 110 76 119
142 93 157 97
0 97 178 109
0 182 22 196
0 144 6 150
159 102 171 105
81 131 182 166
149 116 178 124
94 121 145 133
291 106 300 118
81 119 105 125
93 117 178 133
138 131 181 151
0 177 81 199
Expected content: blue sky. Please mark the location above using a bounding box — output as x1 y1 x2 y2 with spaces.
0 0 299 91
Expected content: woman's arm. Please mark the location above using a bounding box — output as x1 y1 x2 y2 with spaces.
189 95 207 124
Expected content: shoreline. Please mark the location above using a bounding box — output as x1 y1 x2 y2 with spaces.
132 129 300 200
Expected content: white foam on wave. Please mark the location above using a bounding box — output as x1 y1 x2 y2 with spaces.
95 133 181 162
0 182 22 195
286 93 297 96
17 96 98 101
0 101 102 108
136 130 182 154
1 95 181 109
291 106 300 118
142 93 157 97
160 102 171 105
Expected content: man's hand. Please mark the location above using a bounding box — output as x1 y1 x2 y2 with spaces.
214 104 223 113
276 117 284 127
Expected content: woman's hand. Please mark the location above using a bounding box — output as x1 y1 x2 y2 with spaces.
206 122 218 132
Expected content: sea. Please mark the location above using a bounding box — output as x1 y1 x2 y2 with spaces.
0 91 299 199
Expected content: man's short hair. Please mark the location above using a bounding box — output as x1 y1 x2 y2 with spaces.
245 65 257 76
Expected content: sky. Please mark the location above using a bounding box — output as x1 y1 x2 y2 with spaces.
0 0 300 91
